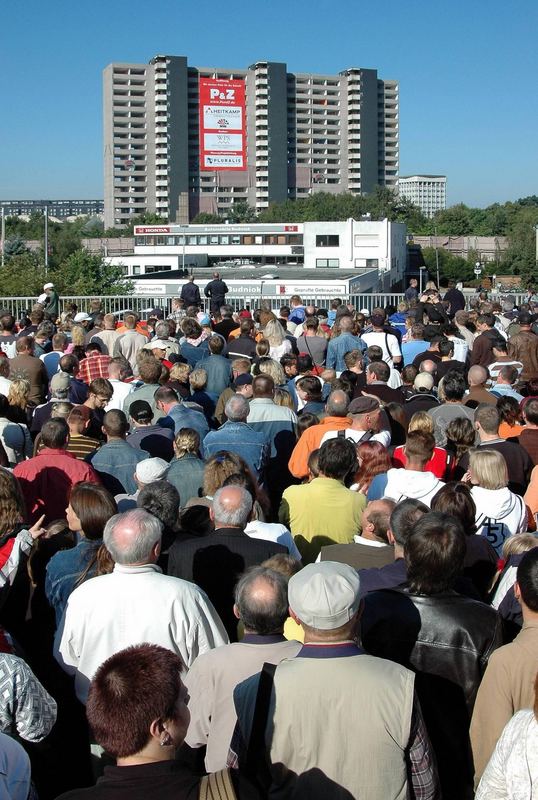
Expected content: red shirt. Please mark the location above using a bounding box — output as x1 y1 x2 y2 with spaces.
392 445 451 480
78 354 112 385
13 448 100 524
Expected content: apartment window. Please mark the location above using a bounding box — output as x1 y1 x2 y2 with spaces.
316 235 339 247
316 258 339 268
219 235 230 245
197 235 208 245
156 236 165 245
132 265 141 275
187 236 197 245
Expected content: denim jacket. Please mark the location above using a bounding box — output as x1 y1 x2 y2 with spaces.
326 333 366 372
45 538 100 625
203 422 269 478
88 440 146 494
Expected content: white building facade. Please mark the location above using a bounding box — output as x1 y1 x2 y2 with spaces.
398 175 446 218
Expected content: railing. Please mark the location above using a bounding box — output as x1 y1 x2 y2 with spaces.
0 291 529 320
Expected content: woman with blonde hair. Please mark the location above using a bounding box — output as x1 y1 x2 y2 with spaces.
166 428 205 507
7 379 32 424
263 318 292 360
392 411 451 479
273 387 295 410
168 361 191 400
254 357 287 388
464 448 528 554
65 323 86 353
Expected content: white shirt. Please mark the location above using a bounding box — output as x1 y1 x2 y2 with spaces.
55 563 228 703
105 378 134 412
0 377 11 397
244 521 302 561
361 331 401 366
476 710 538 800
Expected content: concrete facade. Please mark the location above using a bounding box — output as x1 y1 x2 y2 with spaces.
103 55 399 229
398 175 446 218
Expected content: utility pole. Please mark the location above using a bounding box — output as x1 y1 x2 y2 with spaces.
434 225 440 289
44 202 49 274
1 206 5 268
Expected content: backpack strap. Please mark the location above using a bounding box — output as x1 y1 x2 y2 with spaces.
199 768 237 800
337 429 346 438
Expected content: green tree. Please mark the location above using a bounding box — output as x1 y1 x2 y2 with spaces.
225 202 257 223
50 250 133 295
191 212 222 224
3 237 28 257
500 223 537 284
431 204 473 235
123 213 167 236
0 251 45 295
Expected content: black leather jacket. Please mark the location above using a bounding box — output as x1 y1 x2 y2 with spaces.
361 587 504 800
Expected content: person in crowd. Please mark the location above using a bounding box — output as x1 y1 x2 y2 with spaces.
55 509 227 704
0 650 57 744
113 312 148 371
488 338 524 385
443 279 466 317
123 357 164 422
232 560 439 799
0 356 12 396
497 395 525 438
411 334 444 371
428 370 475 446
197 335 232 399
325 315 365 372
518 397 538 464
115 457 170 513
6 377 32 425
456 403 533 495
401 322 428 366
88 409 147 495
490 364 524 401
90 313 121 356
165 428 205 507
430 482 498 599
507 310 538 383
288 389 348 479
393 410 450 479
59 354 89 405
188 368 215 421
41 332 67 379
295 375 325 415
360 311 402 368
402 372 439 420
471 547 538 786
464 448 528 555
65 405 101 459
296 317 328 367
475 670 538 800
184 566 302 772
0 314 18 359
204 272 229 315
319 497 395 569
45 482 116 625
181 275 202 308
105 356 134 411
14 418 99 524
8 336 49 407
227 318 258 362
352 439 392 495
262 319 291 362
168 486 286 640
0 393 32 466
471 312 505 367
319 395 391 448
384 430 445 506
126 399 175 461
56 642 260 800
78 342 111 385
155 385 209 442
463 365 498 407
280 437 365 563
203 394 269 481
82 377 114 440
359 361 404 404
362 512 503 800
434 337 466 384
180 318 211 368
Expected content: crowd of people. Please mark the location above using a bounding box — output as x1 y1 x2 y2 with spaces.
0 279 536 799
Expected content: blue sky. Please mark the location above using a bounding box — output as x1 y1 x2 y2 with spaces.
1 0 537 207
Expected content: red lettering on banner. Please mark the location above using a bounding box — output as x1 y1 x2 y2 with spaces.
199 77 246 172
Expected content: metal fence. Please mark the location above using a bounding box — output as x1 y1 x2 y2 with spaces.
0 291 529 321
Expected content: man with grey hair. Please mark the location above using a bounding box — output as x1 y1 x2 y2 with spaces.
231 561 438 798
55 508 227 704
184 566 302 771
202 394 269 479
144 321 180 358
168 486 287 640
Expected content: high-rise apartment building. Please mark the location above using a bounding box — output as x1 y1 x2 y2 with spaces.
103 55 398 229
398 175 446 218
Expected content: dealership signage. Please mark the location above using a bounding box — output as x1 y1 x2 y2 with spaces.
199 78 246 171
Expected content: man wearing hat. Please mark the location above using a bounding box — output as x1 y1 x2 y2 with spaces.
319 395 390 448
232 561 438 799
114 457 170 513
126 400 174 461
43 283 59 321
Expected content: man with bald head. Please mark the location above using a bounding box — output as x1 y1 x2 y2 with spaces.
464 365 497 408
320 498 396 568
289 389 351 479
55 509 227 704
183 565 302 771
168 486 287 639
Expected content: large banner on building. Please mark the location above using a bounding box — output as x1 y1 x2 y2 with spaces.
199 77 246 171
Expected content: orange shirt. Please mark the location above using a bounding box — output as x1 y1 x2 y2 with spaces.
288 416 351 479
498 421 524 439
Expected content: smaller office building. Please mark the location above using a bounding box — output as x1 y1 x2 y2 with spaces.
398 175 446 218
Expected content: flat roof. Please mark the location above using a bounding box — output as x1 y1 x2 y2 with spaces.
136 267 364 281
399 175 446 179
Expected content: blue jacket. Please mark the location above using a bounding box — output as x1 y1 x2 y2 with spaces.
88 439 147 495
181 339 210 368
326 333 366 372
158 402 209 441
166 454 205 506
203 422 269 478
197 354 233 396
45 538 100 625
